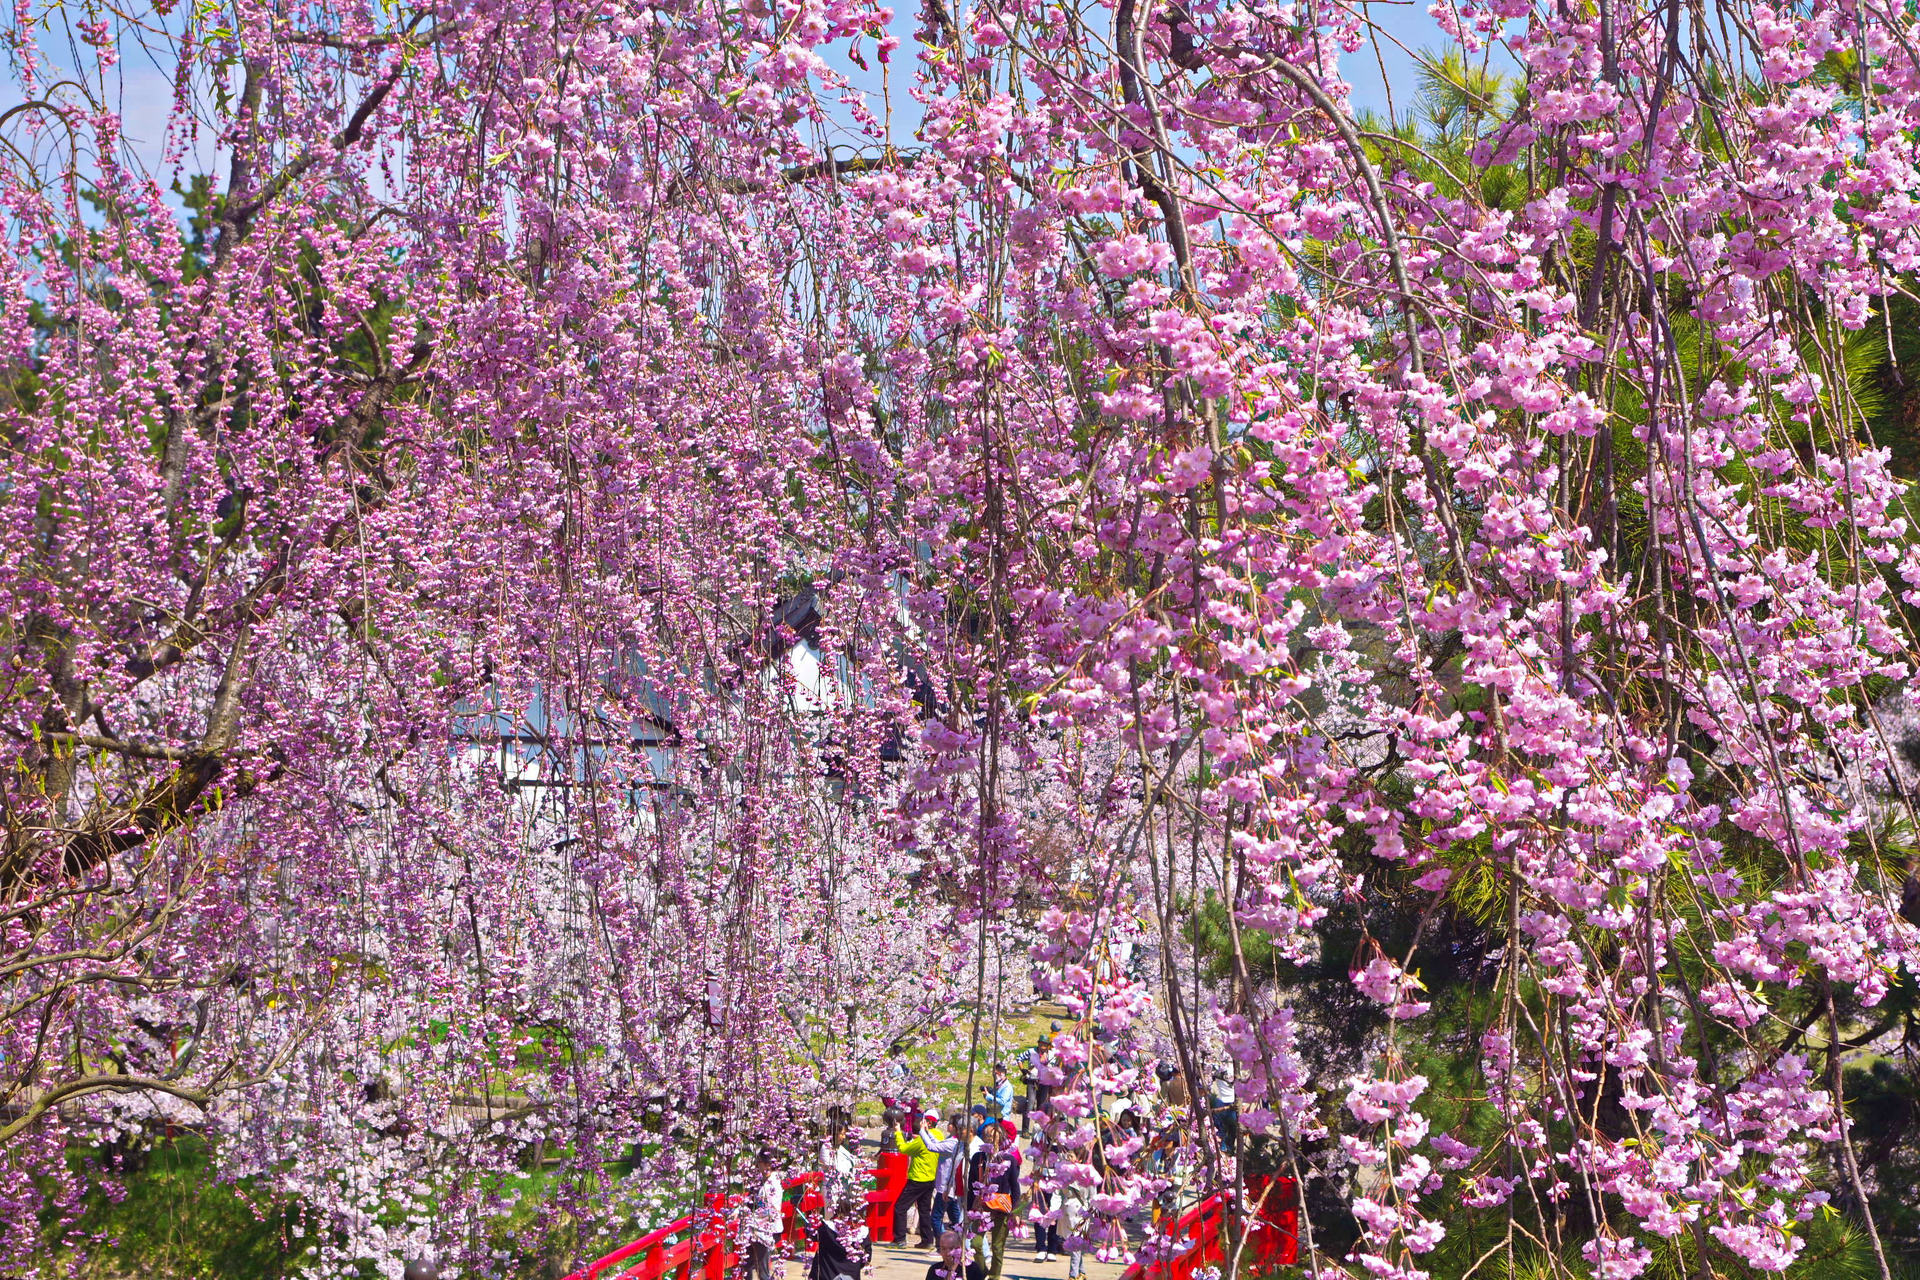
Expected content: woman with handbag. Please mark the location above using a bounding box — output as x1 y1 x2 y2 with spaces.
982 1121 1022 1280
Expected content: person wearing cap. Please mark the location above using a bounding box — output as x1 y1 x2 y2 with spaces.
983 1063 1015 1122
1208 1069 1240 1146
1019 1037 1051 1133
894 1111 942 1249
1156 1060 1189 1112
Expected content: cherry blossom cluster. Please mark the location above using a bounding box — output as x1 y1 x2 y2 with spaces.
5 0 1920 1273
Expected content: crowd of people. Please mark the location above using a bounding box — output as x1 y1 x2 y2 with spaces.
764 1026 1226 1280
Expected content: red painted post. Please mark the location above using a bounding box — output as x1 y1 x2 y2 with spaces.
1275 1202 1299 1267
711 1192 740 1280
1246 1175 1299 1269
864 1152 909 1243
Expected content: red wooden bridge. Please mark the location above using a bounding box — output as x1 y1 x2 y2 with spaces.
1126 1176 1299 1280
562 1156 1297 1280
564 1159 910 1280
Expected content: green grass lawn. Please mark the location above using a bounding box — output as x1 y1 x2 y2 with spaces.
44 1136 307 1279
855 999 1071 1127
26 997 1076 1277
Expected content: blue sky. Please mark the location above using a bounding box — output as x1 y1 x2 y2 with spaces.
18 0 1468 216
800 0 1463 149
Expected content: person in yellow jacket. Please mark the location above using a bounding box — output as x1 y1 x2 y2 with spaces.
893 1111 942 1248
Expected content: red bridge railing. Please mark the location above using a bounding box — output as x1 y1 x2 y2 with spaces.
569 1160 1298 1280
567 1169 862 1280
565 1195 728 1280
781 1173 826 1252
1121 1175 1299 1280
1129 1190 1230 1280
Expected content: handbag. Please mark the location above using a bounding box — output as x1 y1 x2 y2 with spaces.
984 1192 1013 1213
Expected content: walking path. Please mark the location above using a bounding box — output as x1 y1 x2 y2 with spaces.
833 1240 1127 1280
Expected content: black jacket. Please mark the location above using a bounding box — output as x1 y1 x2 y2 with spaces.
810 1222 866 1280
968 1147 1022 1206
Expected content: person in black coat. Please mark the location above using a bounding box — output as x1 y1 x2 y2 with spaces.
979 1122 1022 1280
809 1219 866 1280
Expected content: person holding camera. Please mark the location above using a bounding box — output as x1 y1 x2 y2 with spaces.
982 1063 1014 1122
